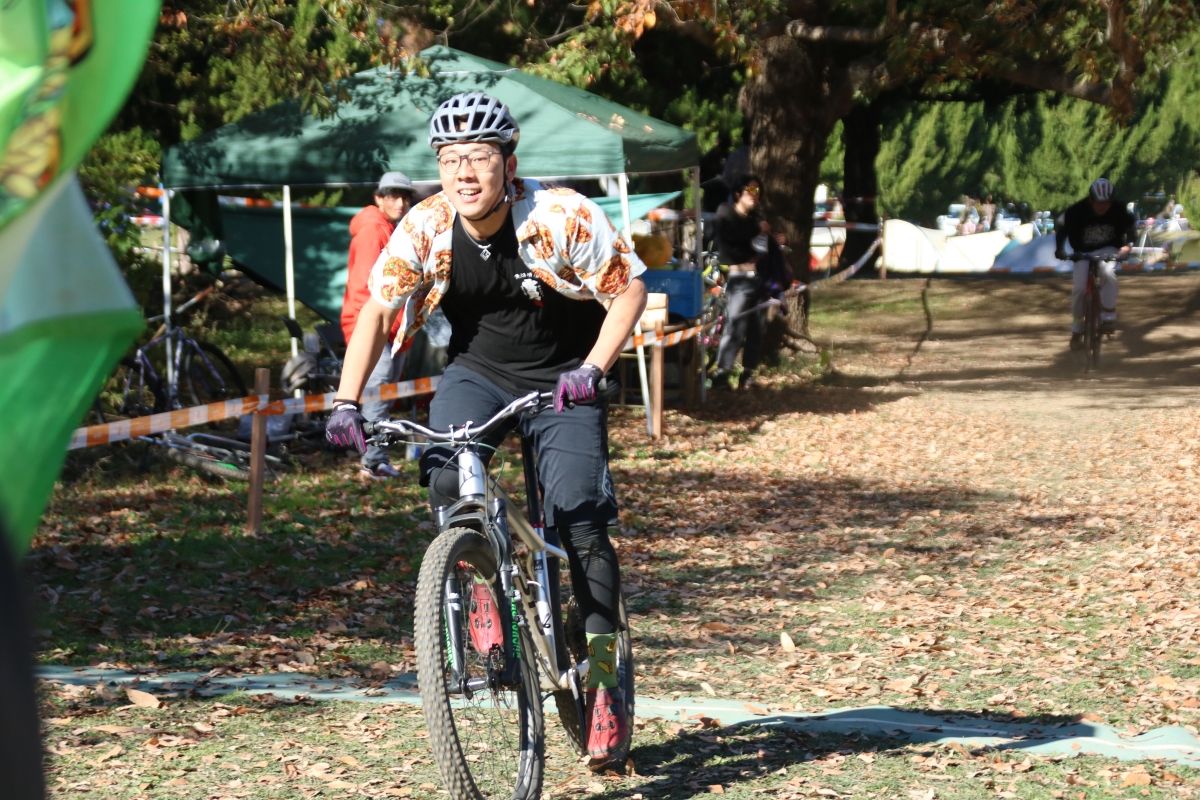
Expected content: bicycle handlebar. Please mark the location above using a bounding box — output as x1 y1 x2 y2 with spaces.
1072 250 1131 262
364 379 611 445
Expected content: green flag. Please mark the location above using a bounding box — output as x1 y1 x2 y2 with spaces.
0 0 160 553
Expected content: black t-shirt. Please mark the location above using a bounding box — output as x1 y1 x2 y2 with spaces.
1059 198 1135 253
439 211 608 395
714 202 763 265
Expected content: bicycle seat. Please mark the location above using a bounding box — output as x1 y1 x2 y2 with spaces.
315 323 346 352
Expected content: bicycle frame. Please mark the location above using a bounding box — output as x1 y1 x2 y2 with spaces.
370 398 588 698
130 326 235 410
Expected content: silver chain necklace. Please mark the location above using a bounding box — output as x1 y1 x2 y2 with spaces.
468 234 493 261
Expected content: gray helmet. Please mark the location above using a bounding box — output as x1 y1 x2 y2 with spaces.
429 92 520 153
1090 178 1114 202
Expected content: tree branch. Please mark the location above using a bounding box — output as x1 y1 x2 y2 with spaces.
787 0 897 45
988 61 1114 107
653 1 718 48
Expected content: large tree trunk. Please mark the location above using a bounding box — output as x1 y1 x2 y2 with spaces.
839 96 885 271
741 34 851 352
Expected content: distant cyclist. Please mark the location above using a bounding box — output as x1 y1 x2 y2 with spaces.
325 92 647 771
1055 178 1134 351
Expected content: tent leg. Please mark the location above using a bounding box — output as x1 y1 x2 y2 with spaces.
634 321 652 437
161 186 174 389
620 173 653 436
283 185 298 359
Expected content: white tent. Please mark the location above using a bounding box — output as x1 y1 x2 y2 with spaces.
881 220 1012 273
990 234 1073 274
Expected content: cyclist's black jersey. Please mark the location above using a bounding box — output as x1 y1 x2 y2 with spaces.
1058 199 1135 253
440 211 607 395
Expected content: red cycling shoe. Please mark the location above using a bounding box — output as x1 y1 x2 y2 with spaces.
585 686 629 772
467 576 503 654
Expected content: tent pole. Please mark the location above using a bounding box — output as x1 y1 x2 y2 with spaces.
161 186 174 389
283 185 298 358
621 173 653 436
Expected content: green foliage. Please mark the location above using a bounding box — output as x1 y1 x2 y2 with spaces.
77 128 162 307
820 121 845 189
123 1 409 145
874 47 1200 224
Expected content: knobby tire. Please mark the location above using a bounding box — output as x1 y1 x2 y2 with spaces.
415 528 544 800
163 447 253 482
184 342 249 407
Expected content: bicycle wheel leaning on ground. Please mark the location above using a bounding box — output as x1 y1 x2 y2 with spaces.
162 446 253 482
415 528 544 800
183 342 248 407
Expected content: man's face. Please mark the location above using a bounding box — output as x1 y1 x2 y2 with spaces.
1089 198 1112 215
738 182 761 209
375 190 411 223
437 142 517 218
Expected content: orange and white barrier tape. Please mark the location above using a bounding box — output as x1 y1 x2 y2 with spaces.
70 376 441 450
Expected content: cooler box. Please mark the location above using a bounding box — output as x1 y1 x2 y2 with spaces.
639 270 703 319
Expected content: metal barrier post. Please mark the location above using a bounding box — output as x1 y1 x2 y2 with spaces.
246 368 270 533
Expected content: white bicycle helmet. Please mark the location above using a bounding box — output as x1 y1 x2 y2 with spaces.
1090 178 1114 202
428 92 520 153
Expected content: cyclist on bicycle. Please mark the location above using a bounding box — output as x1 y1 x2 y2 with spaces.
1055 178 1134 351
325 92 647 771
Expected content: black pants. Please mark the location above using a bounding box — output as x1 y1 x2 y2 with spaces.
715 276 764 375
419 364 621 634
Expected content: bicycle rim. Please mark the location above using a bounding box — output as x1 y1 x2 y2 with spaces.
416 528 543 800
184 342 249 407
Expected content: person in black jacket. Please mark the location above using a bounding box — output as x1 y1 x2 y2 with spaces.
711 174 786 389
1055 178 1134 350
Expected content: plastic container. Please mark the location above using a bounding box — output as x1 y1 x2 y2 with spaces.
640 269 703 320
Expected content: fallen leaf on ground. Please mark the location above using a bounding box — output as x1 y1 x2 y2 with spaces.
1120 771 1151 787
125 688 162 709
95 745 123 763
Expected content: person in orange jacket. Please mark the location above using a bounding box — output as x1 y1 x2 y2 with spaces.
341 172 414 478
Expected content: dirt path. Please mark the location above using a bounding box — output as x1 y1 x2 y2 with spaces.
608 274 1200 732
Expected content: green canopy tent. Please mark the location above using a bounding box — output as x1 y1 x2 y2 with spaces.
211 191 681 324
163 46 701 419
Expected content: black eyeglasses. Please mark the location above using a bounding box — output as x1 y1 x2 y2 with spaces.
437 150 502 174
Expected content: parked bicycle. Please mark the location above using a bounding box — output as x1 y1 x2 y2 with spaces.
365 385 634 800
699 256 728 371
91 286 267 481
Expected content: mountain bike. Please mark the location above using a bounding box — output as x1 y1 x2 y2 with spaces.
95 287 248 417
1076 251 1127 373
91 287 261 480
365 389 634 800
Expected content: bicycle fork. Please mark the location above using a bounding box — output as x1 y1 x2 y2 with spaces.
442 449 526 693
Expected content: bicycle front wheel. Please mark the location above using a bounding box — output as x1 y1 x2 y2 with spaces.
183 342 249 407
415 528 544 800
1086 277 1102 372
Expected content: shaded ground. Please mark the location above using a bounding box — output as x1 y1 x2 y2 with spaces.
35 275 1200 798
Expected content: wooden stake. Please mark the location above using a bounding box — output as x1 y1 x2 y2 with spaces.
650 320 665 440
246 367 270 534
